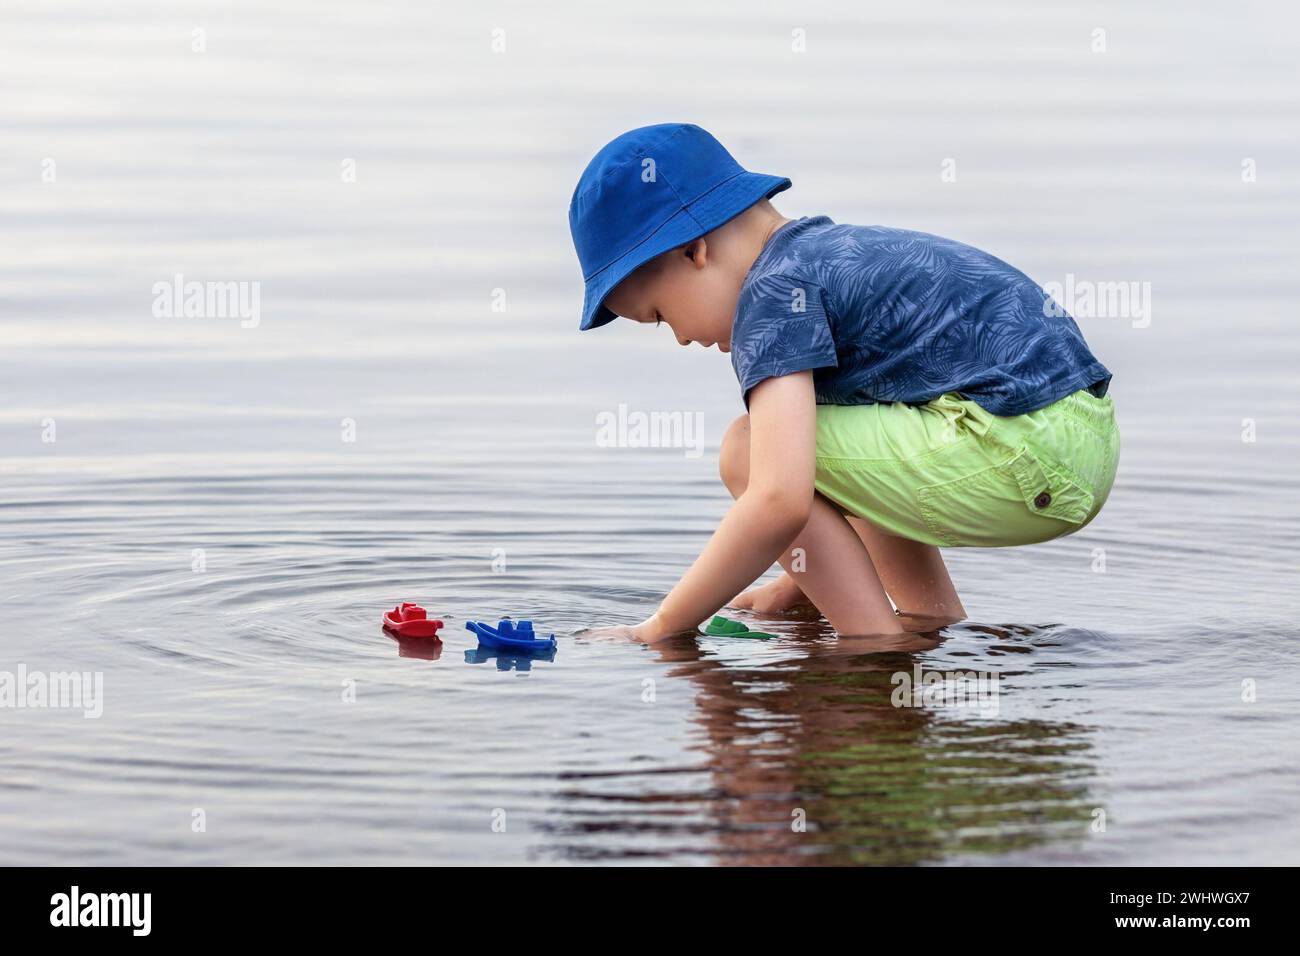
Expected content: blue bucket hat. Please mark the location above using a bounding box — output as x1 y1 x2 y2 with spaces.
569 123 791 331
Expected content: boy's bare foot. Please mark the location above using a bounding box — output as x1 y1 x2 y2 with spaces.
730 573 817 614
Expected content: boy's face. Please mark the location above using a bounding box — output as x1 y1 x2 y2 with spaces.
603 238 738 352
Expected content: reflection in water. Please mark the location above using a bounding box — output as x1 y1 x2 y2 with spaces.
386 631 444 662
543 622 1101 865
464 646 558 670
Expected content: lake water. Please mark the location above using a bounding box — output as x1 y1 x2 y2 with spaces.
2 0 1298 865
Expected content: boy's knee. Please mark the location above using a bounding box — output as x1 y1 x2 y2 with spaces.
719 414 750 496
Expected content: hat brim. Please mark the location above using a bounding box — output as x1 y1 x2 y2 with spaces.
579 171 791 331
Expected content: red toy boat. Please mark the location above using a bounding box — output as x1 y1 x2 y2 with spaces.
382 603 444 639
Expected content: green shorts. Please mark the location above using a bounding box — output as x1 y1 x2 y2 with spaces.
813 388 1120 548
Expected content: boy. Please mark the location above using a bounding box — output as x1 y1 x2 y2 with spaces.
569 123 1119 643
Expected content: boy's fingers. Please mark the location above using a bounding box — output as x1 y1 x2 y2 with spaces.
574 625 639 642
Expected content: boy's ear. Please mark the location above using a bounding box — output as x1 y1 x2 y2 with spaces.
684 237 708 268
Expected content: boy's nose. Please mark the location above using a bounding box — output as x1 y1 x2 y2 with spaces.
677 337 691 347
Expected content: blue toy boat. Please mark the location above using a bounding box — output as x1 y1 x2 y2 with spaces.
465 618 558 653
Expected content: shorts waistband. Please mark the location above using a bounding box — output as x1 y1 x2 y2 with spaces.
1048 386 1115 431
932 387 1112 425
926 387 1114 458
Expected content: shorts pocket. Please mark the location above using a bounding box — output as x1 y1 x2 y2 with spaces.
916 443 1095 548
1003 443 1094 527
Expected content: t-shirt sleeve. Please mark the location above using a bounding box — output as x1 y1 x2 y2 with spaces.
730 273 839 405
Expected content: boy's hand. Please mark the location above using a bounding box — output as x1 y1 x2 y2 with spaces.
631 612 677 643
730 572 815 614
578 612 680 644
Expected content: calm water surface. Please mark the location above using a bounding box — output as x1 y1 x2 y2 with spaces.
2 1 1298 864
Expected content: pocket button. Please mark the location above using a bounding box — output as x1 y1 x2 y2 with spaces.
1033 490 1052 509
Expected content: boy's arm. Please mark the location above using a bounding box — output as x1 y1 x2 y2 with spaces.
632 370 816 642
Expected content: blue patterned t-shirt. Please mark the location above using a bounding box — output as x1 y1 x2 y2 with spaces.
730 216 1112 416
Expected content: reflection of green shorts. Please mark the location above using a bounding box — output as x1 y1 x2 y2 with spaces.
814 388 1120 547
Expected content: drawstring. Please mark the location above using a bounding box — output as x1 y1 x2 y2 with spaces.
932 393 993 439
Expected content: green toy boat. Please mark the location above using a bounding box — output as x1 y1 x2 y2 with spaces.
703 615 775 640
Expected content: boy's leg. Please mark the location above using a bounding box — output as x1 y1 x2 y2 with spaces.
844 516 967 624
720 415 902 636
736 522 966 626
